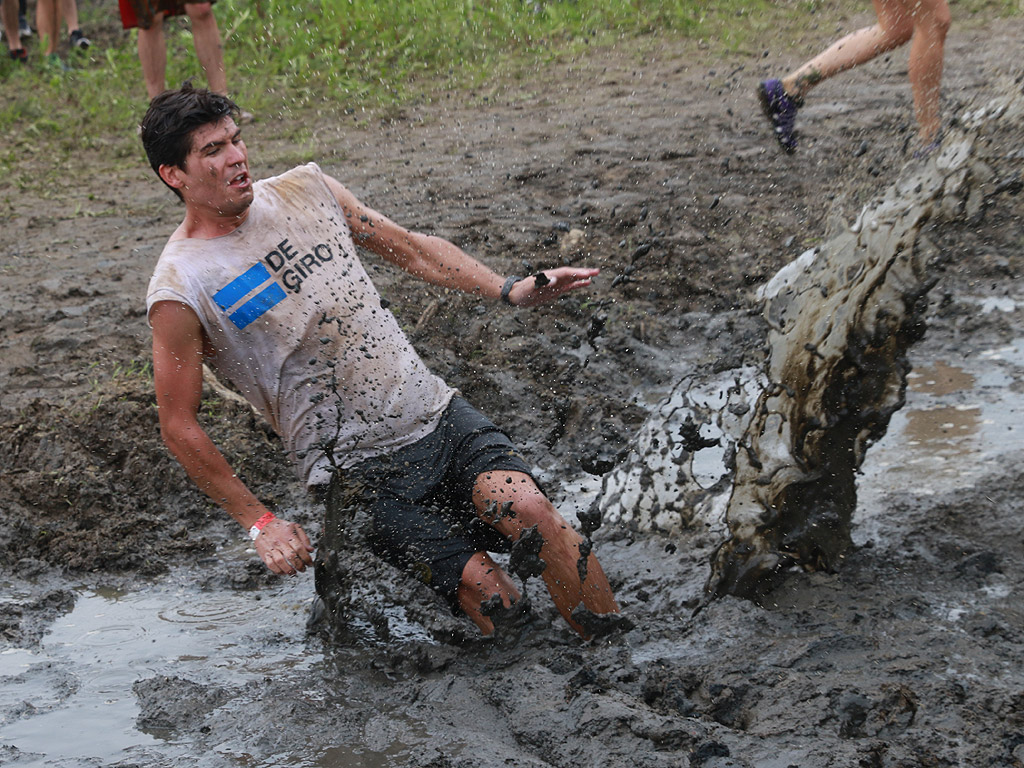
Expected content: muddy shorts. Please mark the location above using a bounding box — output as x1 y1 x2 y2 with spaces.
119 0 215 30
322 397 533 611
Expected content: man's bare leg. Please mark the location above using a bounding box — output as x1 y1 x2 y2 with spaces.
779 0 948 143
470 470 619 638
184 2 226 95
2 0 22 54
59 0 77 32
35 0 57 54
137 16 167 100
905 0 950 143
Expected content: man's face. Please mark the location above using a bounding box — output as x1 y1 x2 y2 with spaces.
172 116 253 218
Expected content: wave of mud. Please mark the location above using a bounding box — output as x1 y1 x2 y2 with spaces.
597 78 1024 604
2 14 1024 767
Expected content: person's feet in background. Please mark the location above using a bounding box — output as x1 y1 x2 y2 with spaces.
1 0 26 62
35 0 93 70
16 0 29 36
69 27 89 48
757 0 949 154
758 78 801 153
44 51 67 70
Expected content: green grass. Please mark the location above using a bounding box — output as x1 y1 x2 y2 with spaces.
0 1 792 139
0 0 1018 190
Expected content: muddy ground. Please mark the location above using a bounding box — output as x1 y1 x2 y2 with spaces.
2 5 1024 767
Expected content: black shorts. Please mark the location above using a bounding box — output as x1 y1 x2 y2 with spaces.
322 397 532 611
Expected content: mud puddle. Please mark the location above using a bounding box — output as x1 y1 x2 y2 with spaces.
856 298 1024 547
0 557 321 767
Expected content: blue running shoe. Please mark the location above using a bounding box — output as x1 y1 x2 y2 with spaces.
758 79 801 153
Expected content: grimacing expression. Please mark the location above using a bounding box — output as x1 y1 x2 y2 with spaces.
166 117 254 217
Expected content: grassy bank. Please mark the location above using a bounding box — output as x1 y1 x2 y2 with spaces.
0 0 1018 187
1 0 785 133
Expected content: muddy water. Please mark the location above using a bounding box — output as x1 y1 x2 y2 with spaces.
0 571 310 766
857 316 1024 547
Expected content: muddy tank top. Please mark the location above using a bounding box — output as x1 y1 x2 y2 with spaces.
146 162 454 487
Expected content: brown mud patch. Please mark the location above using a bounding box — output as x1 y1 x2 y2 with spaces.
2 6 1024 767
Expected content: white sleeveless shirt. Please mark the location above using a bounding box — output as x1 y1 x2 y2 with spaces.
146 163 454 487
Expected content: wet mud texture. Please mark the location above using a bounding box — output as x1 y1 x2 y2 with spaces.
708 97 1020 599
3 7 1024 767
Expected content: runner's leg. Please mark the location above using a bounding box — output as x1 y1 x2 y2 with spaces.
35 0 58 54
905 0 950 143
782 0 914 100
2 0 22 53
137 12 167 99
184 2 226 95
59 0 77 35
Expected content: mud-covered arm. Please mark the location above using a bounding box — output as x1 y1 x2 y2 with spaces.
323 175 598 306
149 300 314 576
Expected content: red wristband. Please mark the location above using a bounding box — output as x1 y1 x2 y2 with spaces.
248 512 276 541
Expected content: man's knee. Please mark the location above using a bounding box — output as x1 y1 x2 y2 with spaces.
929 5 951 38
460 551 494 587
184 2 214 22
879 17 914 47
912 0 950 37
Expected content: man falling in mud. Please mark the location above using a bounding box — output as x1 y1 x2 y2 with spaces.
140 84 621 639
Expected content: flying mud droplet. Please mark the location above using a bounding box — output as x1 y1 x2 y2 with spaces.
678 417 721 453
575 500 605 585
509 524 547 581
631 242 652 262
576 501 604 539
483 500 516 523
559 228 587 258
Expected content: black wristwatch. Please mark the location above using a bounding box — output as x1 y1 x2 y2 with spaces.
500 275 521 305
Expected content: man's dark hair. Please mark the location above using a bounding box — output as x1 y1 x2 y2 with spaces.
140 82 240 200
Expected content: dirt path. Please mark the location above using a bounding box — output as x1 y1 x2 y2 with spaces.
2 9 1024 767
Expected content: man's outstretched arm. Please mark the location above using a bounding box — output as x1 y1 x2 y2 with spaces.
150 300 314 575
324 175 598 306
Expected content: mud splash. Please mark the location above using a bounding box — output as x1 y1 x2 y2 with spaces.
595 77 1024 599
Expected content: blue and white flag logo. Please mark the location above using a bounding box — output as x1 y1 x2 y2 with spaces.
213 263 287 330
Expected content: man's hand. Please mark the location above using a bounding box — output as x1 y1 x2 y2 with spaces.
506 267 599 307
254 518 315 576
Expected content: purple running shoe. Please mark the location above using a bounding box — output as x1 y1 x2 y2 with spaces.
758 79 801 153
912 138 941 160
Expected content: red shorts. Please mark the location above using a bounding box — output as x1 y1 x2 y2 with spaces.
118 0 215 30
